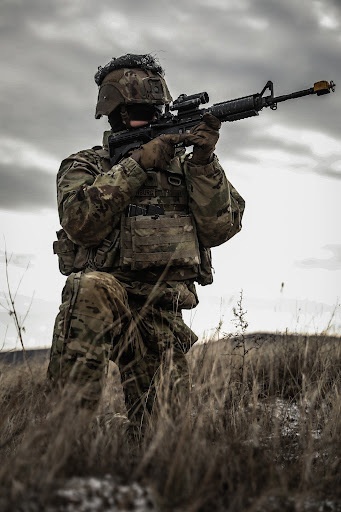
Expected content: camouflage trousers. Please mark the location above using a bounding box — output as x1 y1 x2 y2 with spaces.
47 271 197 427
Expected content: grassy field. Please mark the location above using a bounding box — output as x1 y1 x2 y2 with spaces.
0 333 340 511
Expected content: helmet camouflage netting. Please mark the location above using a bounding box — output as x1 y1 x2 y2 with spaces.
94 53 165 86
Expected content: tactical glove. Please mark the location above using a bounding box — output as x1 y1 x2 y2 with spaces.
186 113 221 165
131 134 187 171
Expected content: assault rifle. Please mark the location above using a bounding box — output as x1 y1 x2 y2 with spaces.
108 79 336 166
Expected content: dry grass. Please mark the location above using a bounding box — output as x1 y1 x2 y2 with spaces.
0 333 340 511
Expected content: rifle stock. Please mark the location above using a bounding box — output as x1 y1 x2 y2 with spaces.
109 80 336 166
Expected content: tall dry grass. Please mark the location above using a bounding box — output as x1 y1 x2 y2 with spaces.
0 333 340 511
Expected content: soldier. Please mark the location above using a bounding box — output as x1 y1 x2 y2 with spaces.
47 53 245 433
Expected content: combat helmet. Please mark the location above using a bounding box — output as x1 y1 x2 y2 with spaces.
94 53 172 120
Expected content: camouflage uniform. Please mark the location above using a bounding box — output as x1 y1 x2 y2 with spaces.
48 58 245 428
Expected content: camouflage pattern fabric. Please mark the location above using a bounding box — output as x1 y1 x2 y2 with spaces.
95 53 172 118
48 130 245 425
57 137 244 253
48 270 196 426
95 67 172 119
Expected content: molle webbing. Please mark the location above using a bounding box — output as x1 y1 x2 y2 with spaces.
115 266 198 283
135 188 186 199
134 169 188 210
120 215 200 271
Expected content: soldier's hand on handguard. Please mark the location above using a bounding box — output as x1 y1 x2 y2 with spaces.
131 134 187 171
185 113 221 165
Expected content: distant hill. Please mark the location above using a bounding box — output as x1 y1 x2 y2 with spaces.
1 332 339 365
0 348 50 365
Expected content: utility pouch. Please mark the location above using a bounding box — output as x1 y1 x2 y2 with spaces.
92 229 120 270
120 214 201 271
196 246 214 286
53 229 77 276
53 229 89 276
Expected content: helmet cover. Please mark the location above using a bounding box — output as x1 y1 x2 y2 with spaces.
95 53 172 118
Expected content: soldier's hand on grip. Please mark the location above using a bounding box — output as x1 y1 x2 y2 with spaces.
186 113 221 165
131 134 187 171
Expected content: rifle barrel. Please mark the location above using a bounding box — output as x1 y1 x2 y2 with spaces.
264 80 335 108
267 88 314 106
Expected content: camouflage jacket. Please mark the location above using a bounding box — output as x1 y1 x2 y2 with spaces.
54 131 245 309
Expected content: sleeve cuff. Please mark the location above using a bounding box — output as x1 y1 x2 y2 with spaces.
107 156 146 180
185 154 221 176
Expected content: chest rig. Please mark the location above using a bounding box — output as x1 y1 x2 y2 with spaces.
119 152 201 273
54 145 207 282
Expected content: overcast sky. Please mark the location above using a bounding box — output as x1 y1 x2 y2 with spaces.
1 0 340 350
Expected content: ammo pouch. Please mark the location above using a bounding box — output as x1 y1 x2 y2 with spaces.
53 228 120 275
53 229 88 276
120 214 201 271
197 246 213 286
89 229 120 271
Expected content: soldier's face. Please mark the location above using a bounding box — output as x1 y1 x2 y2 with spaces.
124 104 157 128
129 119 149 128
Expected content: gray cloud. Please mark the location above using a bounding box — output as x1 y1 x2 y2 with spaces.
0 250 34 269
1 0 340 212
234 125 341 179
297 244 341 271
0 163 56 211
